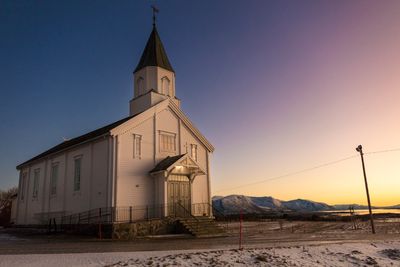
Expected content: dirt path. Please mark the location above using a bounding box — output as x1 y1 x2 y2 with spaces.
0 220 399 255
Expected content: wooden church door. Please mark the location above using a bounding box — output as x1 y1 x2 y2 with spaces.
167 175 191 217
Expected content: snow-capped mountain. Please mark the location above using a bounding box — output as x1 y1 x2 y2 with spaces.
283 199 333 211
212 195 334 214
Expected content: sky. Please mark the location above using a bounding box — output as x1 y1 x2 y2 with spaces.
1 0 399 206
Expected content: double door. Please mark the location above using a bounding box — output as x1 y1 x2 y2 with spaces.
167 175 191 217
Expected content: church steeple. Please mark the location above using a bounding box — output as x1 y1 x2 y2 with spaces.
134 26 174 73
129 8 179 116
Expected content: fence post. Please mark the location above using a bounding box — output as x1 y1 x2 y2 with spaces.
98 208 102 240
129 206 133 223
53 218 57 233
112 207 115 223
239 210 243 250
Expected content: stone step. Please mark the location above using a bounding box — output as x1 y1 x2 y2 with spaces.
177 218 226 237
181 222 219 228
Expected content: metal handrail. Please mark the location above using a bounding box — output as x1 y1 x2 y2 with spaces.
175 202 200 232
209 203 229 231
49 203 217 231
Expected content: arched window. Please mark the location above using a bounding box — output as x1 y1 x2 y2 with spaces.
136 77 144 96
161 76 170 96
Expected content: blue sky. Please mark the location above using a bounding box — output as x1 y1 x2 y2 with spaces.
1 1 400 205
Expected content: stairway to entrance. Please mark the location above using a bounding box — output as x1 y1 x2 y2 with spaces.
177 217 227 238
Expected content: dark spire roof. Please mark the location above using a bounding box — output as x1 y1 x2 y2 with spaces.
134 26 174 73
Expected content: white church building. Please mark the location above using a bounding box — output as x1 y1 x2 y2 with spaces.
15 22 214 225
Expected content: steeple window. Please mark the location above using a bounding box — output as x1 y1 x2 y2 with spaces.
161 76 170 96
137 77 145 96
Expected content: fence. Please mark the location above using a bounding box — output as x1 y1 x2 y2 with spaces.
49 202 218 227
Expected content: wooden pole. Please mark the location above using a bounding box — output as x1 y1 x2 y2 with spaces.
356 145 376 234
239 210 243 250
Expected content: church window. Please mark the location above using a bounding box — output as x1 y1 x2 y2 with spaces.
160 131 176 152
161 76 170 96
32 169 40 198
20 173 27 200
74 157 82 192
137 77 145 96
191 144 198 162
133 134 142 159
50 163 59 196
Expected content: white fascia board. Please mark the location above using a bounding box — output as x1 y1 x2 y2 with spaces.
109 99 170 136
109 98 214 153
167 99 215 152
167 154 207 174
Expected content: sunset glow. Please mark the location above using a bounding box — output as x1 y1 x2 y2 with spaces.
1 1 399 207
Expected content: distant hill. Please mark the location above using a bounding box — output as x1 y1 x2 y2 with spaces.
212 195 400 215
212 195 334 214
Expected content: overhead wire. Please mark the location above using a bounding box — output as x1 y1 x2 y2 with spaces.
214 154 359 193
214 147 400 194
364 148 400 155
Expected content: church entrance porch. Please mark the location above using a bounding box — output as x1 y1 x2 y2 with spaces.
150 154 208 218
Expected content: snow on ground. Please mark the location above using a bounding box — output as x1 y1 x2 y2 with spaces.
0 241 399 267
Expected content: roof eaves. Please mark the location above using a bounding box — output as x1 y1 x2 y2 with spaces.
16 116 133 170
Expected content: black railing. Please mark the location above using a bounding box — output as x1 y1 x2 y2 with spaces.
176 202 200 232
48 202 229 233
56 204 168 226
210 203 230 230
51 203 209 225
191 203 210 217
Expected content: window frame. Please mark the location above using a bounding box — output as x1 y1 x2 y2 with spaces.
159 131 176 153
73 156 82 192
191 144 198 162
32 168 40 198
20 172 27 201
50 163 59 196
161 76 170 96
136 77 145 96
133 134 142 159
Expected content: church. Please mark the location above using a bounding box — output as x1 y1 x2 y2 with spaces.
14 19 214 226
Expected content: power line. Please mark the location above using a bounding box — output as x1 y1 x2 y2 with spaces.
214 154 359 194
364 148 400 155
214 146 400 194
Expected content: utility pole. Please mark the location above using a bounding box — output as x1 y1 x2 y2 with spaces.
355 145 376 234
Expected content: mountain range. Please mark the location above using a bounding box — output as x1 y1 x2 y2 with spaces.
212 195 400 214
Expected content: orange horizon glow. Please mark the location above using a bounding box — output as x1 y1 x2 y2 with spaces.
212 150 400 206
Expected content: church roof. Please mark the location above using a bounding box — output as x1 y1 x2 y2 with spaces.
134 26 174 73
149 154 186 173
16 115 135 169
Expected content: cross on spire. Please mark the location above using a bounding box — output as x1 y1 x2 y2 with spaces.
151 5 159 27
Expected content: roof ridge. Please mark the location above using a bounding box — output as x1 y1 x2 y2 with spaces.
16 115 135 169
